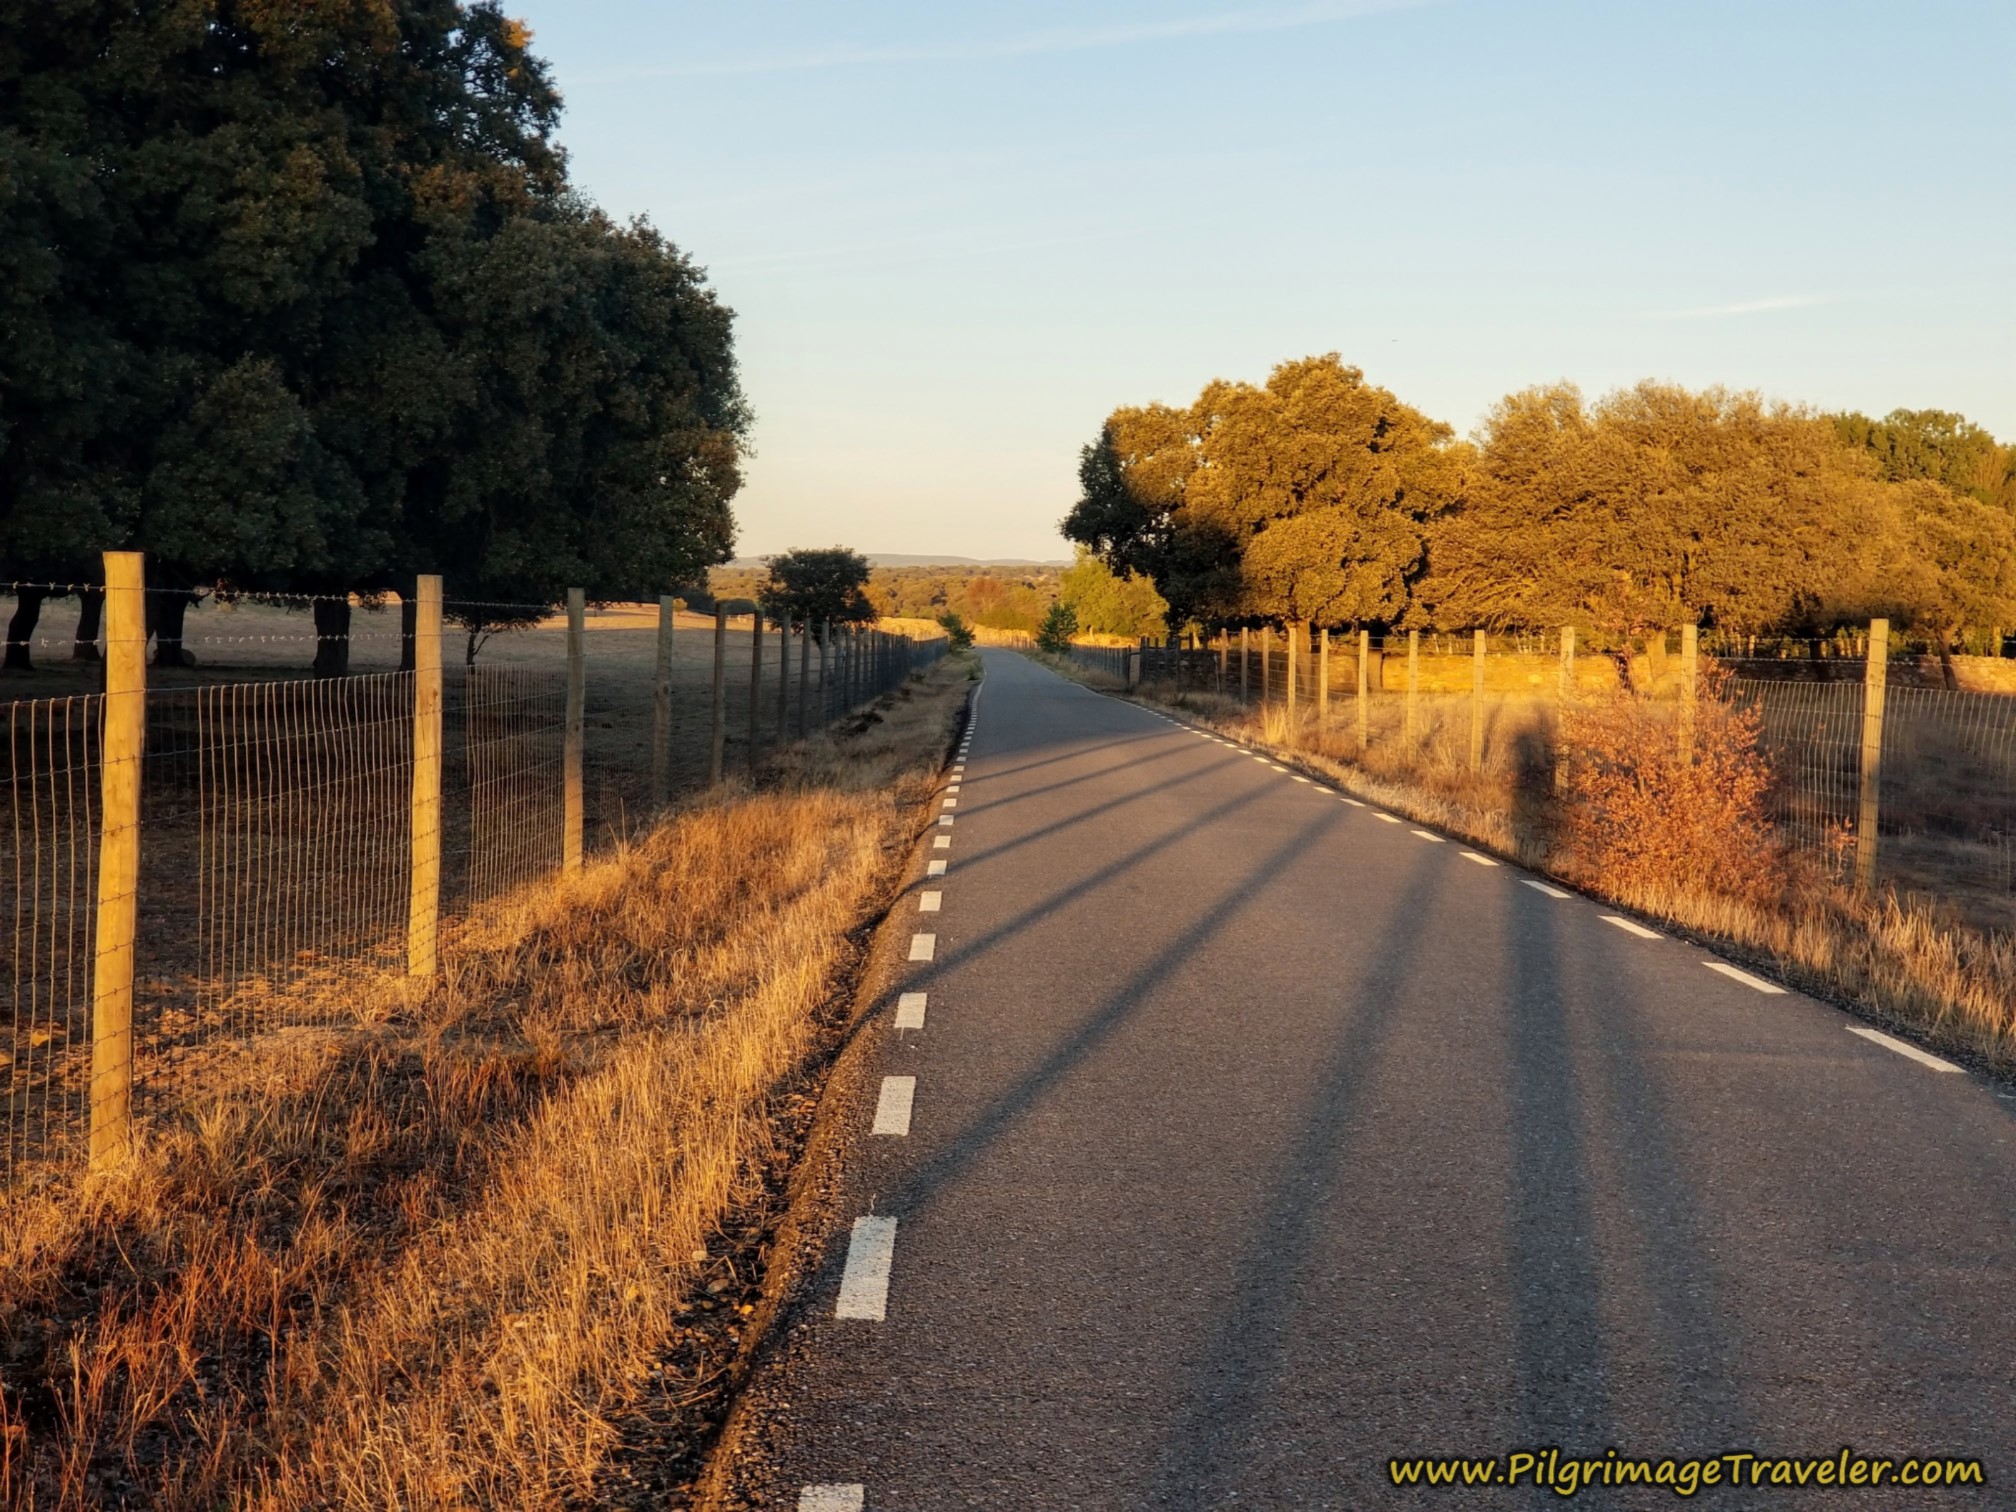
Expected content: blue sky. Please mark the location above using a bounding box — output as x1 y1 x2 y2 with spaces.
519 0 2015 561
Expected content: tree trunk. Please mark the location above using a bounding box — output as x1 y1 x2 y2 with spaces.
148 590 197 667
5 587 47 671
311 597 352 677
73 587 104 661
400 595 418 672
1937 630 1960 691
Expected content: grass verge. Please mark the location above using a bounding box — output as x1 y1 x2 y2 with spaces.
0 652 978 1509
1102 672 2016 1077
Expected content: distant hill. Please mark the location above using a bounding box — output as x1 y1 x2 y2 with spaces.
724 553 1069 569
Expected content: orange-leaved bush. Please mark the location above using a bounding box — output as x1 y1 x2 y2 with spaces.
1559 664 1785 904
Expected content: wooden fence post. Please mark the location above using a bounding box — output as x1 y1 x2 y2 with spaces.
1261 626 1273 706
1470 629 1486 774
1856 618 1889 891
1240 627 1250 704
777 611 792 741
709 605 728 785
652 593 674 807
798 617 811 738
745 608 764 769
1356 629 1370 750
563 587 585 872
1217 631 1228 695
1679 623 1698 764
407 573 443 976
1319 627 1330 729
89 550 145 1168
1285 623 1299 741
1405 629 1420 749
818 618 831 722
1555 625 1575 795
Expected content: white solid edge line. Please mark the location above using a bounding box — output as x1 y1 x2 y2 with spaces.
894 991 927 1028
1410 829 1445 843
926 859 947 876
871 1076 917 1135
799 1486 866 1512
1460 851 1498 866
1845 1023 1961 1072
908 933 935 961
1376 813 1402 823
1522 880 1571 898
933 835 950 849
835 1215 897 1319
1601 914 1661 939
1702 960 1785 994
918 890 942 912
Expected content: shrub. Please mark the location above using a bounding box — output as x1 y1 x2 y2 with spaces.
1559 665 1786 904
937 611 975 650
1035 602 1078 654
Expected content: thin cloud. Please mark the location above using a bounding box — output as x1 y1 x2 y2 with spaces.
581 0 1435 82
1647 294 1831 321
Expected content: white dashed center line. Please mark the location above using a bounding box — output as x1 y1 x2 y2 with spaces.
919 891 942 912
1460 851 1498 866
799 1486 865 1512
895 991 927 1029
835 1216 898 1320
1341 797 1364 807
1846 1023 1960 1072
1703 960 1783 994
909 934 936 961
872 1076 917 1135
1376 814 1401 824
942 798 957 808
1292 775 1311 784
927 860 947 877
1410 829 1445 843
1601 915 1661 939
938 815 954 827
1523 880 1571 898
933 835 951 849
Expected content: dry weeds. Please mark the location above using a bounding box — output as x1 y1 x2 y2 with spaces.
0 654 977 1508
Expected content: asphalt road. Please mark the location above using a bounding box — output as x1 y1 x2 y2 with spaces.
726 649 2016 1510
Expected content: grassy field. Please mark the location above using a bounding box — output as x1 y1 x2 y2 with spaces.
0 646 978 1508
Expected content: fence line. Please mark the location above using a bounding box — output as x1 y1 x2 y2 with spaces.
1084 620 2016 940
2 562 947 1184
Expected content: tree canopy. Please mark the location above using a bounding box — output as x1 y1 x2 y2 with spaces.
1069 360 2016 649
0 0 745 663
1058 549 1167 639
758 547 876 629
1063 355 1465 630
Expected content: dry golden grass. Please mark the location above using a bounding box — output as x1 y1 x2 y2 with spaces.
1137 680 2016 1074
0 654 977 1508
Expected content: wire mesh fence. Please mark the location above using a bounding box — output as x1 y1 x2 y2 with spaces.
2 573 947 1185
3 695 100 1172
1105 624 2016 940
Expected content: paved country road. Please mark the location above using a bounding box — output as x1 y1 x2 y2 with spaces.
716 649 2016 1510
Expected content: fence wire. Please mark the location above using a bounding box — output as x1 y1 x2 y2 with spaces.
3 597 949 1184
4 697 100 1174
447 665 568 906
1100 633 2016 940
